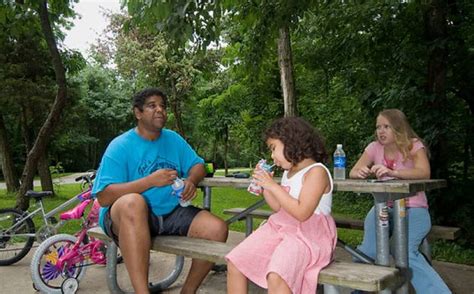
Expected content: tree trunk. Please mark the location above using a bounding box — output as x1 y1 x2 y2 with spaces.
277 25 297 117
38 152 53 193
0 114 20 192
423 0 449 181
20 104 34 191
16 0 67 210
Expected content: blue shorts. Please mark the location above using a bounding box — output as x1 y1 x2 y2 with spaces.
103 204 202 246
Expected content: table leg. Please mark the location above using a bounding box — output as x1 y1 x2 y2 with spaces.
374 199 391 266
202 186 212 211
393 198 409 294
374 193 392 294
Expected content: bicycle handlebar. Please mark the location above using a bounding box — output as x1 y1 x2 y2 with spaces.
75 171 96 183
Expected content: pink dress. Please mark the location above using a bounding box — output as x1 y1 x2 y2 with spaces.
226 163 337 294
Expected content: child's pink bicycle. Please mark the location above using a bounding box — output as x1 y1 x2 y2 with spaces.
30 194 108 294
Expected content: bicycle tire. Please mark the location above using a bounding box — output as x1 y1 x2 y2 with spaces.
0 208 35 266
31 234 87 294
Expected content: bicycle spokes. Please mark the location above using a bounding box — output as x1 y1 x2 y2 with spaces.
0 208 35 266
41 244 77 281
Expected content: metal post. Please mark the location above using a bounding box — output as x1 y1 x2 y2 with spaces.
225 198 266 225
105 241 126 294
245 216 253 236
374 193 392 294
202 186 212 211
337 239 374 264
323 284 341 294
393 198 409 294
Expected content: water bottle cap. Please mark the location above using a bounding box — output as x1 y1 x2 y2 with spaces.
337 144 343 148
172 178 184 188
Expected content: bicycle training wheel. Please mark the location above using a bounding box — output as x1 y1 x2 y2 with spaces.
31 234 87 294
0 208 35 266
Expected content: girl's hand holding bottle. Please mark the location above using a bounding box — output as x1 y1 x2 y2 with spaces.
248 160 275 195
253 166 278 192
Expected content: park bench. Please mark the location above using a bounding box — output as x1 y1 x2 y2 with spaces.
222 207 461 262
88 226 402 293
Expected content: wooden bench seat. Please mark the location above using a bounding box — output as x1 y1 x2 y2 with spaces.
88 226 402 293
223 207 461 264
223 207 461 241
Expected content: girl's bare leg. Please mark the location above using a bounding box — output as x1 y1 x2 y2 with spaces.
227 261 248 293
267 272 291 294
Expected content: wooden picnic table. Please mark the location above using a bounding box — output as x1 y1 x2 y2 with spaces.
198 177 447 294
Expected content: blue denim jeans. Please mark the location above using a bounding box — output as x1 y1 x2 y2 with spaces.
357 206 451 293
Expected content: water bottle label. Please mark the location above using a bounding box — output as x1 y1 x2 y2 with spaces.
174 186 184 197
334 156 346 168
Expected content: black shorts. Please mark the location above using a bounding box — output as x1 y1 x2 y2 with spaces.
103 204 202 246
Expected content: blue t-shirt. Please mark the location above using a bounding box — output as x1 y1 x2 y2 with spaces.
92 128 204 231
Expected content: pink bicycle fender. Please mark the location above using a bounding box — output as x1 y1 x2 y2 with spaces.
60 199 92 220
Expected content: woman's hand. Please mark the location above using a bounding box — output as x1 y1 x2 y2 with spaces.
371 164 394 179
353 166 372 179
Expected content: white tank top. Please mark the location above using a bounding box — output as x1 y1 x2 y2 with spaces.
281 162 333 215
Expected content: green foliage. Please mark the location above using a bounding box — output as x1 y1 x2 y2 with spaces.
432 240 474 265
49 161 64 175
49 65 133 171
125 0 223 50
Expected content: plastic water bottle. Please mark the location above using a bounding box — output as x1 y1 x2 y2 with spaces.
172 178 190 207
247 159 274 195
333 144 346 180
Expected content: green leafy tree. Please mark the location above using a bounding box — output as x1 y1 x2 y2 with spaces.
0 0 75 208
124 0 321 117
94 11 203 138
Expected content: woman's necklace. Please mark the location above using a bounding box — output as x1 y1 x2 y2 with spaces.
383 153 396 169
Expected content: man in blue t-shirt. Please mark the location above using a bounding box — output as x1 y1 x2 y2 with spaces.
92 88 228 294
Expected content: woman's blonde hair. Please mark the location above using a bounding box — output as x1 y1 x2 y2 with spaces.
377 109 428 160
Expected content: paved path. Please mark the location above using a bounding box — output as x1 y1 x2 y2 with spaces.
0 172 90 190
1 231 473 293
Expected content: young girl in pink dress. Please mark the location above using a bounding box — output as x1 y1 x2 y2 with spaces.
226 117 337 294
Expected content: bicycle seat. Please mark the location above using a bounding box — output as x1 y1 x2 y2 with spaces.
25 190 53 199
60 199 92 221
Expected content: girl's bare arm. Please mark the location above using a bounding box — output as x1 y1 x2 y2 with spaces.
256 166 329 221
349 151 373 179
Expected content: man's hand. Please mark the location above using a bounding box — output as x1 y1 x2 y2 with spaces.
180 179 197 202
148 169 178 187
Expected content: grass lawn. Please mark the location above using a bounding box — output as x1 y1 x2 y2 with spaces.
1 180 473 265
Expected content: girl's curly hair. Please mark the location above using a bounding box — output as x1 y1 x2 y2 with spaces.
264 117 328 165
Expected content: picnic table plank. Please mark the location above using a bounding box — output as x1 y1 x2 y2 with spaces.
199 177 447 194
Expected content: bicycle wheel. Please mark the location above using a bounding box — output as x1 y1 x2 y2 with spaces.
31 234 87 294
0 208 35 266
